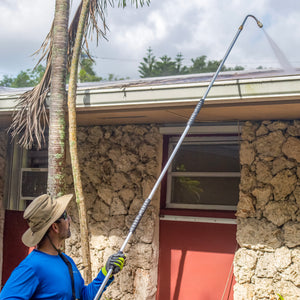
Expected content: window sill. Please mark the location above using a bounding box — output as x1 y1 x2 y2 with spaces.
160 208 236 219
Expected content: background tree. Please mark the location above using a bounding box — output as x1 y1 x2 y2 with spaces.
138 49 245 77
188 55 208 73
79 53 102 82
188 55 244 73
153 55 176 76
175 53 188 75
205 59 225 72
0 65 46 88
10 71 32 88
139 52 189 77
138 47 156 78
0 75 13 87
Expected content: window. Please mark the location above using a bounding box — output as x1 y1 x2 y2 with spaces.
4 134 48 211
166 135 240 210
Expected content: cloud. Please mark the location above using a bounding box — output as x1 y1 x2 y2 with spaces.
1 0 299 80
0 0 54 77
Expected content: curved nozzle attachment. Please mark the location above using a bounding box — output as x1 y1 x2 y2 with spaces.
239 15 263 30
256 20 263 28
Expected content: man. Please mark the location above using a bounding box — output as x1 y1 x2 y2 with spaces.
0 194 125 299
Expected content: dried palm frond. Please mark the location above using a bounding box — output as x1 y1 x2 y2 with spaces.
9 0 149 149
9 63 52 149
72 0 108 64
8 29 53 150
33 23 54 68
9 0 108 149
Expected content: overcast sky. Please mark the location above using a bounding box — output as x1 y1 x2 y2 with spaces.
1 0 300 81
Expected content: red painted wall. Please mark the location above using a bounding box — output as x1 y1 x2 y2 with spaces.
1 210 30 287
157 220 236 300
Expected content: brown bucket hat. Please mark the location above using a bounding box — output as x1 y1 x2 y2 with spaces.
22 194 73 247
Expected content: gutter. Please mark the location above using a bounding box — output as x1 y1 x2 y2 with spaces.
75 74 300 110
0 74 300 113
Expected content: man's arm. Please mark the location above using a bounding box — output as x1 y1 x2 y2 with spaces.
0 265 39 300
76 252 125 300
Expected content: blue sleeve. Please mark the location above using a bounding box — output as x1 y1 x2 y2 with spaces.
0 264 39 300
78 269 114 300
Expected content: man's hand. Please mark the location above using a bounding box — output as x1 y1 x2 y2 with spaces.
102 252 126 276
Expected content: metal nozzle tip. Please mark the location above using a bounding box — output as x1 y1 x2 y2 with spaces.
244 15 263 29
257 21 263 28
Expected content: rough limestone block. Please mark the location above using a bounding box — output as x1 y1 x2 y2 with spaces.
236 218 282 249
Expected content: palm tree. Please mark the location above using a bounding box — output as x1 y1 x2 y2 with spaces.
8 1 108 281
9 0 150 283
67 0 150 282
67 0 95 282
48 0 70 196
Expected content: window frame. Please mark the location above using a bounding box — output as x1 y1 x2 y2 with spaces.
165 134 240 211
4 136 48 211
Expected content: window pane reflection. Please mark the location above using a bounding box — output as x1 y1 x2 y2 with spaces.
171 176 239 206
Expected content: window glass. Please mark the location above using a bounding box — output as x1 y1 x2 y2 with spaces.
167 136 240 210
172 143 240 172
171 176 240 206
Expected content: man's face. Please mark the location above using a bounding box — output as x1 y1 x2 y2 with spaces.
57 212 71 239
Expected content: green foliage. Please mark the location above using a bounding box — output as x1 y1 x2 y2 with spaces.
138 48 245 78
106 73 130 81
138 47 156 78
11 71 32 88
153 55 177 76
175 164 203 201
1 55 126 87
139 48 189 78
0 75 13 87
118 0 150 8
277 294 284 300
79 53 129 82
0 65 46 88
175 53 188 74
2 46 249 87
79 54 102 82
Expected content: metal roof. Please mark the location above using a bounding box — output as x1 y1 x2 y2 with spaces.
1 69 300 127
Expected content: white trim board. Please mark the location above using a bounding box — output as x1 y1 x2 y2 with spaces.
159 124 241 135
160 215 237 224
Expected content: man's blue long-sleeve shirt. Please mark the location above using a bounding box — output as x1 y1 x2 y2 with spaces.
0 249 113 299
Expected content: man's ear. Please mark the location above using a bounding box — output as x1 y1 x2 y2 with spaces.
50 222 60 234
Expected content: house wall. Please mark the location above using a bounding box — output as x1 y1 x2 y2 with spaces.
0 129 8 289
65 124 162 300
234 120 300 299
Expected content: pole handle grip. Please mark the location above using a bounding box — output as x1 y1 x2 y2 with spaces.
129 198 151 234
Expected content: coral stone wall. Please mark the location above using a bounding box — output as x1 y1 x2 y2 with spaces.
234 121 300 300
0 130 8 287
65 124 162 300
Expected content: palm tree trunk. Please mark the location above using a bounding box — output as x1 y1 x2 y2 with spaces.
48 0 69 197
68 0 92 283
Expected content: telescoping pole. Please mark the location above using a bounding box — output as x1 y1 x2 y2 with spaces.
93 15 263 300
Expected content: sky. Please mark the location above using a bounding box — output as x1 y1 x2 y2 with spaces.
0 0 300 81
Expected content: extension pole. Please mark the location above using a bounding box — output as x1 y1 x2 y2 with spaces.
93 15 263 300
